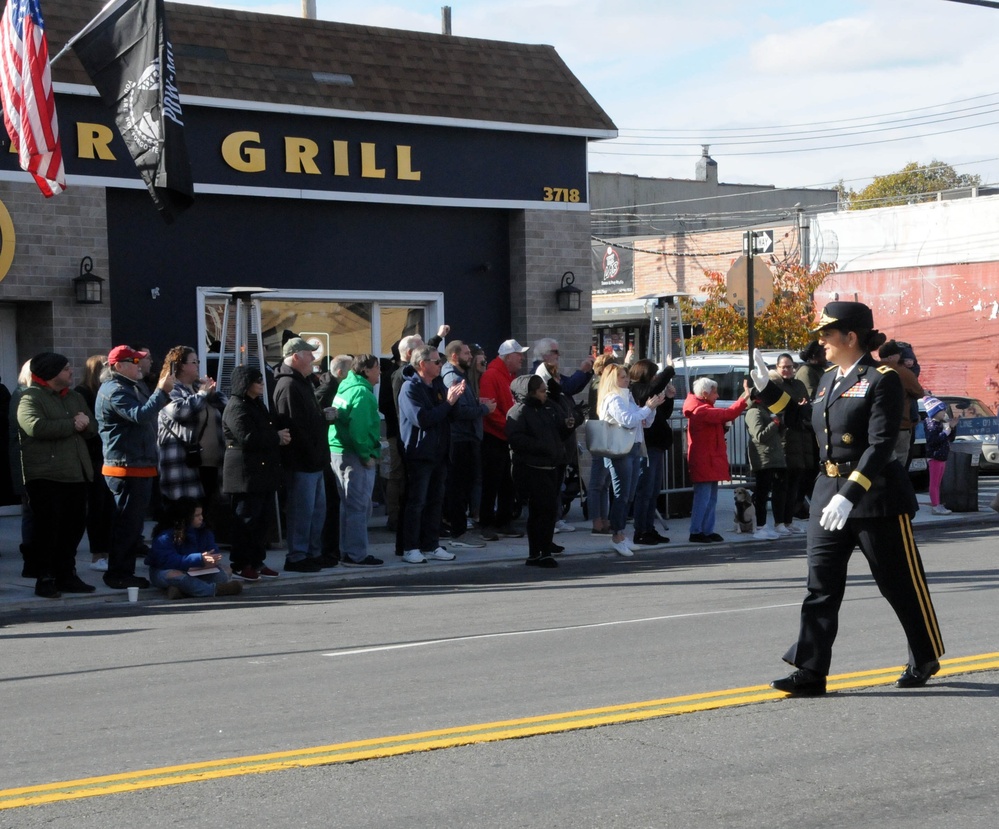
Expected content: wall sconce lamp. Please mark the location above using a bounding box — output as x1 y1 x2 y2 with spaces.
73 256 104 305
555 270 582 312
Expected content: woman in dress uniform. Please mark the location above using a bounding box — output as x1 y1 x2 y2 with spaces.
751 301 944 696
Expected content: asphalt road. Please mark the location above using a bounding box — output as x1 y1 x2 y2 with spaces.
2 520 997 828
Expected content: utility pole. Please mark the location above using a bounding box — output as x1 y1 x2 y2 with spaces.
743 231 755 376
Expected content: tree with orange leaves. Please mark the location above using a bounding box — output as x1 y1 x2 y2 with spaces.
680 262 835 354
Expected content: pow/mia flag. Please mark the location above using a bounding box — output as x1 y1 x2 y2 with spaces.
72 0 192 221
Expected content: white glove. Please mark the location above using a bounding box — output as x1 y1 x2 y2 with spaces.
819 493 853 531
750 349 770 392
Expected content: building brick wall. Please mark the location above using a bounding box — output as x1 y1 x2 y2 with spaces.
509 208 594 365
0 182 111 374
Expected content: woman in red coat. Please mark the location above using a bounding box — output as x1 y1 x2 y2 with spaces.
682 377 751 542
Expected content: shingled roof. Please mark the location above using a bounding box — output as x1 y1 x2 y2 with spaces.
45 1 616 133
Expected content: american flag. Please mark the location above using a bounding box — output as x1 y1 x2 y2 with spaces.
0 0 65 197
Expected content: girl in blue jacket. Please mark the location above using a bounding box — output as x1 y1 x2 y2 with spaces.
147 498 242 599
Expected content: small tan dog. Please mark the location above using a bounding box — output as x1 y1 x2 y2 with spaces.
733 487 756 533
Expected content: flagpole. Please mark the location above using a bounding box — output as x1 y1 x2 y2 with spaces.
50 0 132 65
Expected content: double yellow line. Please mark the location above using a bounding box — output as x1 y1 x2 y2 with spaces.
3 652 997 810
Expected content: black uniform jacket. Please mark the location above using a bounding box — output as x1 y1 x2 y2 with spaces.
759 354 917 518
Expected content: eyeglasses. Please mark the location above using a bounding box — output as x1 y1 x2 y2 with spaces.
426 358 442 365
119 358 142 365
548 349 560 355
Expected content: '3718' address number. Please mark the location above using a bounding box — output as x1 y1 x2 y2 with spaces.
542 187 581 202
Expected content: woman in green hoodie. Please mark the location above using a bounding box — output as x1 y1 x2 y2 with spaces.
329 354 383 566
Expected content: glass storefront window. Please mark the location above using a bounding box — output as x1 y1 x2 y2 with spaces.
380 306 425 356
200 290 439 377
259 300 373 367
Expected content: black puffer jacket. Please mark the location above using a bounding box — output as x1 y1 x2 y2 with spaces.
222 366 284 494
505 375 570 468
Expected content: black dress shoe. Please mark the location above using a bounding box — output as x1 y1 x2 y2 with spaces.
56 574 97 593
34 578 61 599
771 667 827 696
895 660 940 688
345 555 384 566
689 533 710 543
316 554 340 569
634 531 670 546
706 533 725 542
525 554 558 568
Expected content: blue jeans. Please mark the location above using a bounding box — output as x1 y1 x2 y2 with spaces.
106 475 154 579
149 567 230 598
587 456 611 522
608 443 644 534
284 470 326 562
633 447 666 534
403 458 447 552
690 481 719 535
331 452 375 563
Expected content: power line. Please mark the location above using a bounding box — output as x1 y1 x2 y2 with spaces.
590 117 999 157
617 91 999 134
607 102 999 146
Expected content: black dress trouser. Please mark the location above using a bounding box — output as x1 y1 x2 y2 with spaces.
24 479 88 583
513 463 558 557
785 512 945 675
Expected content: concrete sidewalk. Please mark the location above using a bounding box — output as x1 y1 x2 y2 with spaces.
1 485 994 617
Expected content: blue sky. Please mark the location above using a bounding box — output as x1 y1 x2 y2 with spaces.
170 0 999 192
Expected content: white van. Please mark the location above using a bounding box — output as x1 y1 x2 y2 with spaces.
671 350 789 402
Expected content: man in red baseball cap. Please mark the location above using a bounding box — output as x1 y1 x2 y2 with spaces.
94 345 175 590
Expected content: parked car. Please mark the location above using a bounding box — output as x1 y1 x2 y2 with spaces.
671 350 787 402
938 396 999 472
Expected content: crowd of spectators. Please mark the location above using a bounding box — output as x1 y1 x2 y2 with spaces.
5 323 933 599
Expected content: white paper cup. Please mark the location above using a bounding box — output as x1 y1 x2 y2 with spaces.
127 586 139 602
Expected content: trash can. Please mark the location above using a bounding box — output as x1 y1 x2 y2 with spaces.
940 441 982 512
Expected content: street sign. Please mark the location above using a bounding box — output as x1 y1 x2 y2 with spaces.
751 230 774 254
725 255 774 315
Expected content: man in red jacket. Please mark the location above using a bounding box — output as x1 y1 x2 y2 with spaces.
477 339 528 539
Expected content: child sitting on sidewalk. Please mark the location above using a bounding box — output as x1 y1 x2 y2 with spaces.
147 498 242 599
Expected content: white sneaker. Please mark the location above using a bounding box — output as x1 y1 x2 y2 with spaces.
466 518 475 529
429 546 455 561
554 520 576 534
931 505 953 515
402 549 427 564
753 527 780 540
787 523 806 535
774 524 792 536
611 539 634 557
89 558 108 572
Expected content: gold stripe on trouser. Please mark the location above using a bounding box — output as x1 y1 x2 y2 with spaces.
898 514 945 657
